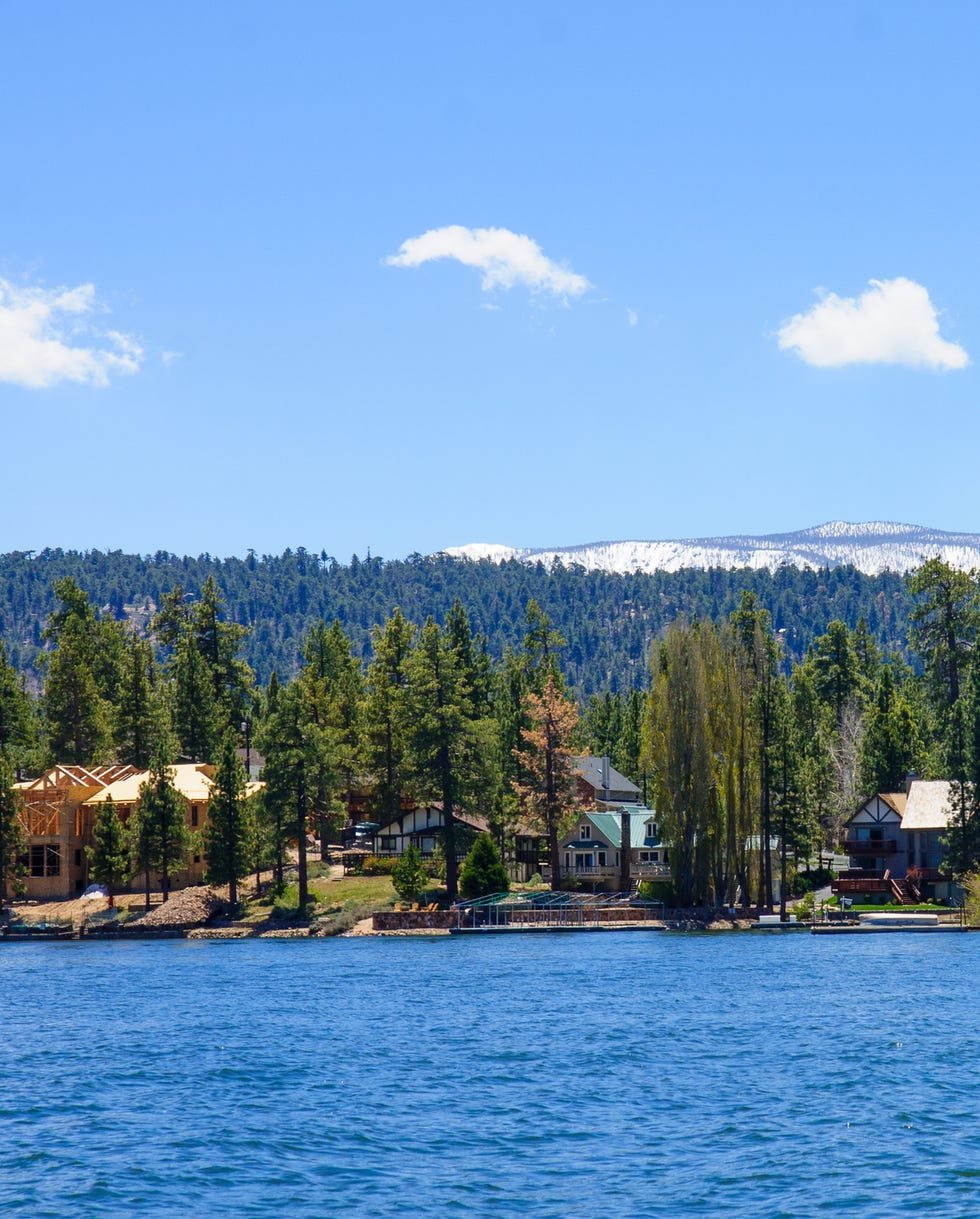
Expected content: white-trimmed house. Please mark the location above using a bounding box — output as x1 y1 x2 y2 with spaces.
835 779 956 903
370 804 488 862
557 808 669 891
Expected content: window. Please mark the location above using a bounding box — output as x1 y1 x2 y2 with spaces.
580 825 591 839
426 809 432 825
598 851 606 866
191 805 199 827
645 820 658 842
194 854 201 864
380 836 396 852
30 844 60 877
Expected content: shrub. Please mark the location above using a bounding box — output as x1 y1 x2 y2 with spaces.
360 855 397 876
459 833 510 899
391 844 428 902
637 879 674 904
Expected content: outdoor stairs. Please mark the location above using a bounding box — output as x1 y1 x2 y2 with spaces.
890 877 916 905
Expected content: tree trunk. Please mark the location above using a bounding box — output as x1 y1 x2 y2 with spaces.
441 742 457 903
297 786 309 911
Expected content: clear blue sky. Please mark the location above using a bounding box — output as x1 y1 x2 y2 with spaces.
2 2 978 559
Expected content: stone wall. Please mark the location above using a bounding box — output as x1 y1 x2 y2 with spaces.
372 910 457 931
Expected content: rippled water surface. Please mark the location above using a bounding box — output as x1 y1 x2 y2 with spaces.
3 931 980 1217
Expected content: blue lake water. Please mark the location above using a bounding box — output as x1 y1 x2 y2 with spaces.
2 931 980 1218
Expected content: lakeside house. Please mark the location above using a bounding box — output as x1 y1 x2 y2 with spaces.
14 762 263 900
557 807 669 891
14 764 139 900
834 777 957 903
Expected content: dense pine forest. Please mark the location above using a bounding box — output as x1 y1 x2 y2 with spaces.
3 549 980 909
0 548 913 693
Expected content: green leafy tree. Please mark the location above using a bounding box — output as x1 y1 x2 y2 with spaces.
459 831 509 898
204 729 251 905
391 842 428 903
86 794 129 897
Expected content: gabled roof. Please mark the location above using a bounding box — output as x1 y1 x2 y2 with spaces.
570 808 662 850
879 792 907 816
900 780 954 831
573 756 641 799
83 763 261 806
17 763 138 794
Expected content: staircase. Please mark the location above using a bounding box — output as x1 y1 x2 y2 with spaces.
890 877 916 904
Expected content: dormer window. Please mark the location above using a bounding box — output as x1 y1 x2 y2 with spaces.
644 819 658 842
580 825 591 839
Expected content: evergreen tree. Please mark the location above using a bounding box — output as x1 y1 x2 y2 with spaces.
908 557 980 716
132 728 191 904
204 729 251 905
858 667 920 796
86 795 129 897
0 643 36 773
298 620 360 855
513 673 580 891
0 754 25 915
362 609 414 824
391 842 428 903
114 633 158 768
459 831 509 899
172 624 218 762
259 681 322 909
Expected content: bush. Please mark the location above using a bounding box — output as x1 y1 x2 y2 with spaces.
391 844 428 902
360 855 397 876
637 879 674 904
459 833 510 899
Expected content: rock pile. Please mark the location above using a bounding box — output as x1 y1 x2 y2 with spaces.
133 887 224 929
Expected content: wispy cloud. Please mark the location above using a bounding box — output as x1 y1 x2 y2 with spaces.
0 278 142 388
161 349 183 366
627 308 639 328
777 277 968 371
385 225 590 299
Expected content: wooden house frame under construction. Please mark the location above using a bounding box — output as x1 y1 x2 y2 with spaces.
14 764 139 899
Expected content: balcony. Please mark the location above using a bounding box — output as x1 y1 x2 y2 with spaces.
844 839 897 855
832 876 890 894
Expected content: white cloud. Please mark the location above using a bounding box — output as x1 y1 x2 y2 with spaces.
385 225 590 298
627 308 639 328
161 349 184 366
0 278 143 388
777 277 968 371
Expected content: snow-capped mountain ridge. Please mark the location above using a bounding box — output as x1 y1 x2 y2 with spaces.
440 523 980 577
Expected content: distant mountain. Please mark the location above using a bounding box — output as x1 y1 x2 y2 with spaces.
442 522 980 577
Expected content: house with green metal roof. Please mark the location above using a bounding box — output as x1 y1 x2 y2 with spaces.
557 807 669 891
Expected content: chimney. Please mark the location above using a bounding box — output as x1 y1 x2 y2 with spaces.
620 810 631 892
601 756 610 800
905 770 918 794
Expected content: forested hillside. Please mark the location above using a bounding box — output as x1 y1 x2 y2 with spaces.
0 548 913 693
